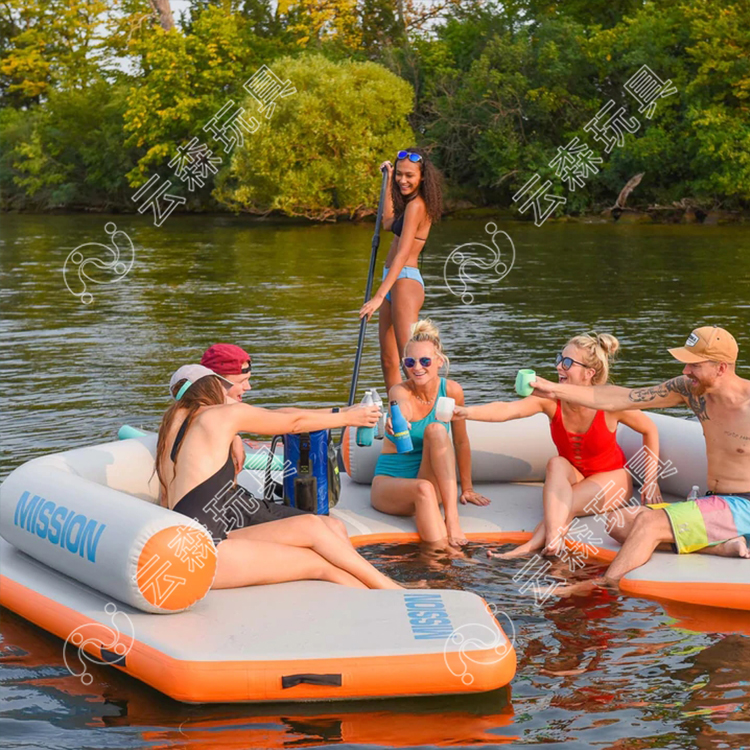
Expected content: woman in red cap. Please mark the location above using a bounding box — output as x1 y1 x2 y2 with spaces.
200 343 359 543
157 365 407 590
201 344 253 402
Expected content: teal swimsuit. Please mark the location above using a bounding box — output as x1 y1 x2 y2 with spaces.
374 378 451 479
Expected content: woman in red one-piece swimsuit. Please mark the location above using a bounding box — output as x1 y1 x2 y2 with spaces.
453 333 662 557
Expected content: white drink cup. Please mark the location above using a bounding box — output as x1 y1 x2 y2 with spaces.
435 396 455 423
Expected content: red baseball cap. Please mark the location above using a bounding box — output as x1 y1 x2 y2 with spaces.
201 344 252 375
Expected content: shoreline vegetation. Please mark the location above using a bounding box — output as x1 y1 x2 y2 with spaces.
1 0 748 222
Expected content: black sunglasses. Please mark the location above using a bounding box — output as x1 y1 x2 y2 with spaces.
397 150 423 163
556 353 588 371
403 356 432 369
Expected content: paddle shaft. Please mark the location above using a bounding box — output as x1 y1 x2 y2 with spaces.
340 167 389 442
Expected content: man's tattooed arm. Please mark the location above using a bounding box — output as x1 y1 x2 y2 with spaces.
628 376 709 421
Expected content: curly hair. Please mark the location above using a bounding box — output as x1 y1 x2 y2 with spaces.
391 147 443 225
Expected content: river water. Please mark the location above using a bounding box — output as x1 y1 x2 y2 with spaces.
1 214 749 747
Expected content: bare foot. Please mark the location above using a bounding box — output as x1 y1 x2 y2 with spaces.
488 542 539 560
541 537 565 557
708 536 750 558
448 532 469 548
401 579 431 589
547 577 609 598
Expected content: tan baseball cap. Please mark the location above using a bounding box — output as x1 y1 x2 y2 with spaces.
668 326 738 364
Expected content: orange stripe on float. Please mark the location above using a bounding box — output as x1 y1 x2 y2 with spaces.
350 531 533 547
0 575 516 703
619 578 750 612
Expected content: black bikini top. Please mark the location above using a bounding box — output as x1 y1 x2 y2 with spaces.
170 418 190 462
391 212 427 241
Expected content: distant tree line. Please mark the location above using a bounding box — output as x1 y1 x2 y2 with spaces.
1 0 748 219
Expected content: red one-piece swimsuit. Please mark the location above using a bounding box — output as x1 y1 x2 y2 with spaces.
549 400 626 478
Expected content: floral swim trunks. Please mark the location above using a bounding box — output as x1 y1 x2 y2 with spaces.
652 491 750 554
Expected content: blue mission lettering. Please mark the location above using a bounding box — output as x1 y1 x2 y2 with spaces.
404 593 454 640
13 491 106 563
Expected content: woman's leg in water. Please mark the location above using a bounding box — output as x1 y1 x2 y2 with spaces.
226 515 403 589
540 466 632 554
371 475 448 542
494 457 584 559
494 462 631 558
417 422 465 546
212 538 365 589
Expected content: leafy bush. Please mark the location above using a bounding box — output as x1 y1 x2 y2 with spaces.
214 52 415 219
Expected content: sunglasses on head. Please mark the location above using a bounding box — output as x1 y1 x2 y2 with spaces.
555 353 588 371
397 150 423 163
403 356 432 369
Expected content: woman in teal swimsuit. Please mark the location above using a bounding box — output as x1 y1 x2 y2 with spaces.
359 148 443 393
371 320 490 547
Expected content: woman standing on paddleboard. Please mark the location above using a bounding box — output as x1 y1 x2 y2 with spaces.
359 148 443 393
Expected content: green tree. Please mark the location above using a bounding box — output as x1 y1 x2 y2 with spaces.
214 53 415 219
123 3 290 188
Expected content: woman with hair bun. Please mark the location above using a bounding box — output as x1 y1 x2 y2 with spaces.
453 333 661 558
371 319 490 548
359 147 443 393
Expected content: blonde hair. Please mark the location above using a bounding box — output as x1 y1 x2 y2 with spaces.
405 318 450 375
565 332 619 385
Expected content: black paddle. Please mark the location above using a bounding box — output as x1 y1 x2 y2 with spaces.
338 166 389 448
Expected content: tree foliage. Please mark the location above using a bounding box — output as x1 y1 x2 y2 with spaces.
1 0 748 214
214 53 414 219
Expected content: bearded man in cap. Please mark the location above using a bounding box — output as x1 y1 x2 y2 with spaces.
532 326 750 584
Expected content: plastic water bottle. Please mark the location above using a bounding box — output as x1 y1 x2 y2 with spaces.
390 400 413 453
356 391 375 447
687 485 700 502
371 388 386 440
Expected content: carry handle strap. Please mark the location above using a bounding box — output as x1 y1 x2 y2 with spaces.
299 432 311 474
281 673 342 689
264 435 283 501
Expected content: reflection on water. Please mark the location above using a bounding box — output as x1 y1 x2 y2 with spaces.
1 215 749 478
1 216 750 747
2 544 750 748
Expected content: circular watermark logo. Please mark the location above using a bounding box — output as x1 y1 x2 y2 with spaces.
63 602 134 685
443 603 516 685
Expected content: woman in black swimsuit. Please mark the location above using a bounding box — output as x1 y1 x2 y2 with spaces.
156 367 405 590
359 148 443 393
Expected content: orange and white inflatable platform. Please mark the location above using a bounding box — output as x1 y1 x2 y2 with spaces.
341 410 750 613
0 433 515 704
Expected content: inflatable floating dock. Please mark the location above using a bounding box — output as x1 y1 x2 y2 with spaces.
1 410 747 703
342 411 750 612
0 432 515 704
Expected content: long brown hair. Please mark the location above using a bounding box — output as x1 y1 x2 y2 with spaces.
155 376 228 500
391 146 443 224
